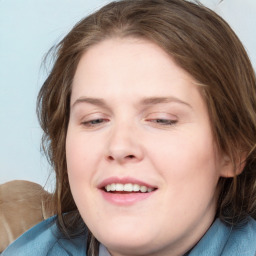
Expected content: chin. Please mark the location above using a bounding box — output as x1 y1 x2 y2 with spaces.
95 224 159 254
100 237 157 256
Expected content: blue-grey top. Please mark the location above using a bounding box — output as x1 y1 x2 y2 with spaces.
2 216 256 256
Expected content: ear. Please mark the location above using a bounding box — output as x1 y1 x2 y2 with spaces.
219 153 246 178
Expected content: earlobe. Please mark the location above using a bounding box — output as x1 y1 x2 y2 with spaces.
219 154 246 178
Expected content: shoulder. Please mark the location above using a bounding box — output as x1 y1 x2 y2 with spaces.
223 217 256 255
2 216 87 256
188 217 256 256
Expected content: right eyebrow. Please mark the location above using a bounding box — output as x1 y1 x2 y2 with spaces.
71 97 108 109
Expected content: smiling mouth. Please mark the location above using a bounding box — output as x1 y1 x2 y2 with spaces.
103 183 157 193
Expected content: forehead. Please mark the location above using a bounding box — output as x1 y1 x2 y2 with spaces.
71 38 202 107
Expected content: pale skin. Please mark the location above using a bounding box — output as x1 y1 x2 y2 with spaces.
66 38 234 256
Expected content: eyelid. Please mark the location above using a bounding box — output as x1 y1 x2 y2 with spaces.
144 112 178 126
144 112 178 120
80 112 110 127
80 112 108 120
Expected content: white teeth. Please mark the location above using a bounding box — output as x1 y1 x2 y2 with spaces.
115 183 124 191
104 183 154 193
133 184 140 191
110 184 116 191
140 186 147 192
124 183 133 192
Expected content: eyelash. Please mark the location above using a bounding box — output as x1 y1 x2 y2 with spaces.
81 118 109 128
146 118 178 126
81 116 177 128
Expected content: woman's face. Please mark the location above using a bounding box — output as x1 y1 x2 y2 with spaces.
66 38 231 256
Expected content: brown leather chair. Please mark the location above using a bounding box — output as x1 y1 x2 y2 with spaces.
0 180 55 252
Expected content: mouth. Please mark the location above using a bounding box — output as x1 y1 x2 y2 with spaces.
98 178 157 205
102 183 156 193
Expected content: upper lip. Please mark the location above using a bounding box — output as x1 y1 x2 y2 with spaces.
97 176 157 189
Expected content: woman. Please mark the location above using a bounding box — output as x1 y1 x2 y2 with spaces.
3 0 256 255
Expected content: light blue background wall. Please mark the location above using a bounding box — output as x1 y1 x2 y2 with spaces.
1 0 255 191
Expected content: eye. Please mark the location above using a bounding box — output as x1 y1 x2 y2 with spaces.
144 112 178 127
150 119 177 125
147 118 177 126
81 118 109 128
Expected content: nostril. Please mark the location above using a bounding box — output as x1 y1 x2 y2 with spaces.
106 153 137 162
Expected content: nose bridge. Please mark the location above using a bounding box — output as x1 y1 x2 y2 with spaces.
106 118 143 163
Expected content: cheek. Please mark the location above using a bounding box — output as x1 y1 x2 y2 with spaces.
65 131 97 212
65 129 105 210
65 131 95 213
66 139 85 178
148 133 220 225
66 138 107 230
148 128 220 188
66 129 101 177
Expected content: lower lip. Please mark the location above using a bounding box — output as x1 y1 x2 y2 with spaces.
100 190 155 205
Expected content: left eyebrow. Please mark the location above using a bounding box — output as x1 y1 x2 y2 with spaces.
140 97 192 109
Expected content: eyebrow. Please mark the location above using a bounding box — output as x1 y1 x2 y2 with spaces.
71 97 108 109
71 96 192 109
141 97 192 108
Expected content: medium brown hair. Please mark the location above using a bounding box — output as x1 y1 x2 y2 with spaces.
37 0 256 254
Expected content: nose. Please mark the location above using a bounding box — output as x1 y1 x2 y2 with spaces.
105 123 144 164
